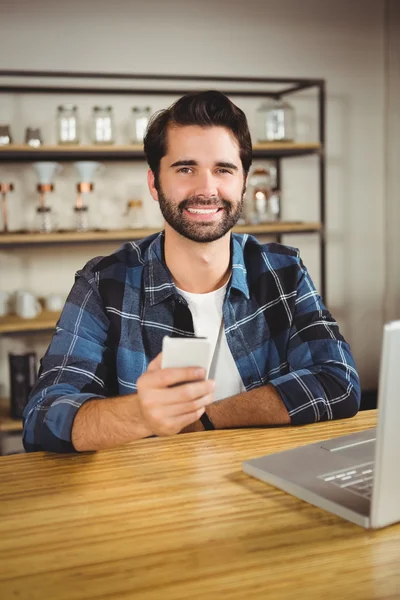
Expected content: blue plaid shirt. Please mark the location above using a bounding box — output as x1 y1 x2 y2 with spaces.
23 232 360 453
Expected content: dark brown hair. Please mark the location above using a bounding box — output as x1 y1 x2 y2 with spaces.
143 90 252 186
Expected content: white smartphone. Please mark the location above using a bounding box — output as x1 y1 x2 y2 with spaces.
161 336 213 378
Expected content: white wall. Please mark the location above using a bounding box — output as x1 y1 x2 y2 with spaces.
385 0 400 322
0 0 387 397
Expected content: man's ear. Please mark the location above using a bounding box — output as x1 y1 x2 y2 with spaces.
147 169 159 202
243 172 249 196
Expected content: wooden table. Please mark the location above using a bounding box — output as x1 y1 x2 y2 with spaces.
0 411 399 600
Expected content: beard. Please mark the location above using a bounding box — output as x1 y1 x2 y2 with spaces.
156 183 245 243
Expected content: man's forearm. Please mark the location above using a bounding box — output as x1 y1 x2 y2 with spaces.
209 384 290 427
182 384 290 432
71 394 153 452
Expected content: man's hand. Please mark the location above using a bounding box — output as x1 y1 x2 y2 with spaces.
136 353 215 437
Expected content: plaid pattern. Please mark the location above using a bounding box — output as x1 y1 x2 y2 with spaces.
23 232 360 453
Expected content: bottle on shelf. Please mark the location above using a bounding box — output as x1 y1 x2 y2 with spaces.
246 166 280 224
74 206 89 232
36 206 53 233
125 199 144 229
0 182 14 232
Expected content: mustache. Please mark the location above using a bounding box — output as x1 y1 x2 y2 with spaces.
179 196 230 210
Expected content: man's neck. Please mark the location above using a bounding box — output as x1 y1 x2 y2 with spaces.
164 225 231 294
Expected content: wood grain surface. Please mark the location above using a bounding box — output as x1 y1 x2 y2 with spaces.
0 142 321 154
0 222 322 247
1 411 399 600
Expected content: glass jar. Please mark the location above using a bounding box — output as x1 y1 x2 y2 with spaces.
256 98 295 142
74 206 89 232
57 104 80 144
130 106 151 143
247 167 280 223
36 206 53 233
125 199 144 229
92 106 114 144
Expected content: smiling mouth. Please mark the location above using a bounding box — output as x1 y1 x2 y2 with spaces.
185 207 222 215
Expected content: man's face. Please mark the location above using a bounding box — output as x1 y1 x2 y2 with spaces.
149 125 246 243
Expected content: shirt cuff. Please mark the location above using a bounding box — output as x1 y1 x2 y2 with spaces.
42 393 105 453
269 369 327 425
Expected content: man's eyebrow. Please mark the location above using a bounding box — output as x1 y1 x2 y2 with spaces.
170 159 198 168
216 161 239 171
170 160 239 170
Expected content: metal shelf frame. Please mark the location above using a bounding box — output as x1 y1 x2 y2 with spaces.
0 69 326 298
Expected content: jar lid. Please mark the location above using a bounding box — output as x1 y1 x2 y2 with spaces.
58 104 77 111
258 97 293 110
132 106 151 112
252 168 270 176
93 106 113 111
127 199 142 208
36 206 51 213
74 206 88 212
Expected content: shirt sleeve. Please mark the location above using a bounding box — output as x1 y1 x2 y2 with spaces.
269 257 361 424
23 261 115 453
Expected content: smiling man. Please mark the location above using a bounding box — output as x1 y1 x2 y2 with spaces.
23 91 361 453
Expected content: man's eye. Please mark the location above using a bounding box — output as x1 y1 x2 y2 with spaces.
177 167 193 174
217 169 232 174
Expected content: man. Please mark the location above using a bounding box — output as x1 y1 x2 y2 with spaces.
23 91 360 453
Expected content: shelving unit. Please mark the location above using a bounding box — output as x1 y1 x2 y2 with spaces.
0 309 61 335
0 70 326 452
0 222 322 249
0 400 22 433
0 142 322 161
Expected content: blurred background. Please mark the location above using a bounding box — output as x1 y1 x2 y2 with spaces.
0 0 398 453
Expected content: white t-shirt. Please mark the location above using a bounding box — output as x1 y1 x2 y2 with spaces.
176 281 246 401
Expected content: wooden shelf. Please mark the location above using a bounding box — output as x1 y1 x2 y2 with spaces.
0 228 161 247
0 142 321 161
0 400 23 432
0 222 322 248
236 222 322 234
252 142 321 158
0 309 61 335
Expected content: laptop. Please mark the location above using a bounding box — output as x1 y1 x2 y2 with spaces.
242 320 400 528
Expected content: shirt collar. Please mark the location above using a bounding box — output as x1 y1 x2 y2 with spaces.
230 233 250 300
144 231 250 307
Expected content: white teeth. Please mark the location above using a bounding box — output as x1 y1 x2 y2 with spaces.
187 208 219 214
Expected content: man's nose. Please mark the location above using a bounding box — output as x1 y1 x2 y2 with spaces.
193 172 218 199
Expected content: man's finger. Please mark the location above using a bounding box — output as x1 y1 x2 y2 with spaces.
146 366 207 389
164 392 215 417
147 352 162 373
156 407 206 437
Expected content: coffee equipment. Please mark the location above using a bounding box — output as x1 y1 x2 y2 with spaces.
25 127 42 148
0 125 12 146
32 162 62 233
73 161 103 231
0 181 14 232
8 352 37 419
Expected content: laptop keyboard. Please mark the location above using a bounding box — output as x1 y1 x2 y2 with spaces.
319 462 375 499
